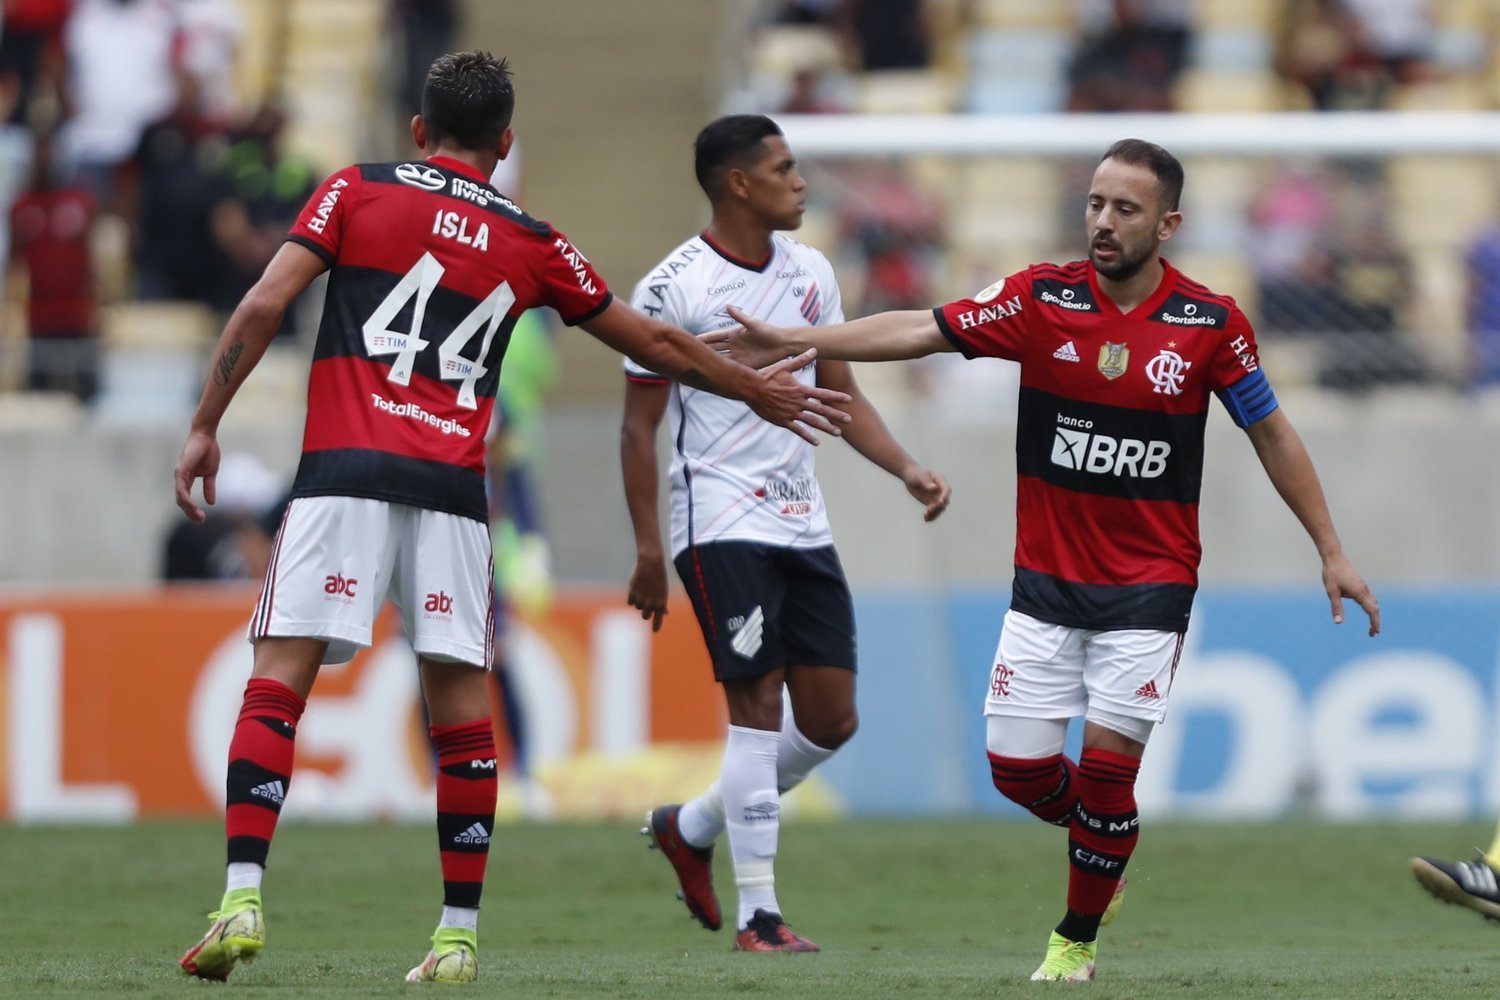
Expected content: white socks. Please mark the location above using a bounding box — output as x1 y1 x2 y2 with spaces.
679 714 838 849
225 862 264 893
774 714 838 792
721 724 782 928
439 905 479 933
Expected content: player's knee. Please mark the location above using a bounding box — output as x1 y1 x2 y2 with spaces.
804 708 858 750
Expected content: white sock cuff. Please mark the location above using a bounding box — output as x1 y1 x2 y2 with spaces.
439 905 479 932
727 724 782 762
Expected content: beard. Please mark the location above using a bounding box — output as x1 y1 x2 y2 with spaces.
1091 239 1155 281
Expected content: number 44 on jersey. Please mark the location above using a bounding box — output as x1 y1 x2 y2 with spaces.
362 251 514 410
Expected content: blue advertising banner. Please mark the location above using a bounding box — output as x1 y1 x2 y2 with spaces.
823 588 1500 819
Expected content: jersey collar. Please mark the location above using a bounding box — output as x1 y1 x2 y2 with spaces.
1086 256 1179 320
426 155 490 183
701 231 773 272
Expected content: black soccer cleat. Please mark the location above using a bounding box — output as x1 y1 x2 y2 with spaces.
1411 853 1500 922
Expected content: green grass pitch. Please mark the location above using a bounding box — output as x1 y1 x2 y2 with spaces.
2 818 1498 997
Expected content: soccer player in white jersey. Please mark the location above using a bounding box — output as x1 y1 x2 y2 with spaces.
620 114 951 952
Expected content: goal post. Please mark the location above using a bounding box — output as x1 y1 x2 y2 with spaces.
776 111 1500 392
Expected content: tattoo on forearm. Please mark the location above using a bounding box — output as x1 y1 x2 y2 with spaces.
679 368 710 391
213 342 245 386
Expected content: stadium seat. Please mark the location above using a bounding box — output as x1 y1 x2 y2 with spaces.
1391 157 1497 252
1175 69 1282 112
973 0 1072 30
1190 29 1273 74
0 390 88 429
100 302 217 350
953 161 1061 252
750 25 843 79
856 70 956 114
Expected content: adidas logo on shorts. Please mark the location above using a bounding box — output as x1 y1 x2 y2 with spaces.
1053 341 1081 362
1135 679 1161 700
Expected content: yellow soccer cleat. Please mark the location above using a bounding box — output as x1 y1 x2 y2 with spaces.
1100 876 1128 927
405 927 479 984
1029 931 1098 983
178 888 266 981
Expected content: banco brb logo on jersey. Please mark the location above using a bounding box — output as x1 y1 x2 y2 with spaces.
1052 417 1170 478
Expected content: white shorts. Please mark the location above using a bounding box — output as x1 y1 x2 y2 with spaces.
983 609 1183 731
250 496 493 667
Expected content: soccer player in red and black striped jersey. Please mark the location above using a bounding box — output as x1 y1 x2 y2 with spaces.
171 51 851 986
714 138 1380 983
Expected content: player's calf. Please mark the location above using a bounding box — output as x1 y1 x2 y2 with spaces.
988 751 1078 826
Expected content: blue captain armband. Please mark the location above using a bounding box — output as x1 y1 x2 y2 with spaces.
1216 367 1279 428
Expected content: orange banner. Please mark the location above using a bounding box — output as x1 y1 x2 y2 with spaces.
0 588 728 821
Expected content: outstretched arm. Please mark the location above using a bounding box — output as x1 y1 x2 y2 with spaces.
817 360 951 521
580 297 850 444
174 242 327 521
1245 409 1380 635
620 378 672 631
709 306 955 368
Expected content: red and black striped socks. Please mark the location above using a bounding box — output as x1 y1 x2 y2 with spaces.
224 678 306 869
1058 748 1141 943
431 718 499 909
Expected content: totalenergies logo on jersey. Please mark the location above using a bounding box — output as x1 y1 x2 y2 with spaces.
370 393 472 438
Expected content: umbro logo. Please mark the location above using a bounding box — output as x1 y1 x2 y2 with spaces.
250 780 286 805
729 605 764 660
453 822 491 845
1135 680 1161 700
743 800 779 823
1053 341 1081 362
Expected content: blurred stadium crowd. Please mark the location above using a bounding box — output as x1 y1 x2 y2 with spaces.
0 0 448 417
2 0 1500 426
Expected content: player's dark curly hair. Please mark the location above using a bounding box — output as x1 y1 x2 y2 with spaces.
1102 138 1184 213
694 115 784 200
422 50 514 152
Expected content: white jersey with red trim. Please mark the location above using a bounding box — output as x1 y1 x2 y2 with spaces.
625 232 843 557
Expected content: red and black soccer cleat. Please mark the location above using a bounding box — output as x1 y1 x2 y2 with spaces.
643 804 723 931
733 909 820 953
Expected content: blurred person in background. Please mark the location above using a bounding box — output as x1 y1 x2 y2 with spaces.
1065 0 1193 112
1464 213 1500 387
1412 827 1500 922
714 138 1380 982
1273 0 1400 111
213 102 319 335
0 0 70 268
171 51 851 986
63 0 181 209
161 451 282 581
6 125 98 402
624 114 949 953
486 309 558 820
1248 160 1342 335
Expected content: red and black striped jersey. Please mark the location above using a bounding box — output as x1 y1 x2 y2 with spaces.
934 258 1265 632
284 156 611 521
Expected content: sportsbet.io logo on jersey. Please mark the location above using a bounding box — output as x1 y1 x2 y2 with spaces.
1051 414 1170 479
